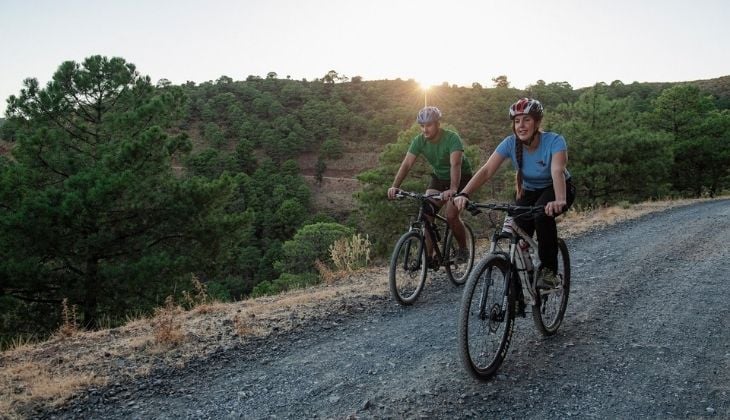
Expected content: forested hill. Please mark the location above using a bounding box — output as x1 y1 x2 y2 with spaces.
1 56 729 344
3 73 730 179
174 74 730 180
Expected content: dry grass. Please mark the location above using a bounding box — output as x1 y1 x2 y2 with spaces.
181 275 209 309
54 299 79 339
330 233 372 272
0 360 104 418
556 197 719 238
151 296 185 346
0 196 725 418
0 266 391 417
314 259 337 285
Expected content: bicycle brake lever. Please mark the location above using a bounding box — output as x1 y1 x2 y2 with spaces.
466 203 482 216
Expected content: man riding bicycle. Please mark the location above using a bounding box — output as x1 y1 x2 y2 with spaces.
387 106 473 265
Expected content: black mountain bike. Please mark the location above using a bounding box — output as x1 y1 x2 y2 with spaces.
388 191 476 305
458 202 571 380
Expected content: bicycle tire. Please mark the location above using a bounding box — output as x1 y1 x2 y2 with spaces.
458 254 515 380
389 231 428 305
532 238 571 336
444 222 476 286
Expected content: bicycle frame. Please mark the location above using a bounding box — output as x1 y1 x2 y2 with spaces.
401 192 451 266
468 202 559 311
486 223 541 306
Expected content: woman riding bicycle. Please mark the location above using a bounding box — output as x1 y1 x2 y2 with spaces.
453 98 576 288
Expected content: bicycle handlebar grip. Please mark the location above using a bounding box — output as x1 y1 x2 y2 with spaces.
466 202 482 216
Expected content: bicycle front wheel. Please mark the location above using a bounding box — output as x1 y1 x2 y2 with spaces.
532 238 571 336
444 222 476 286
458 254 515 380
389 231 427 305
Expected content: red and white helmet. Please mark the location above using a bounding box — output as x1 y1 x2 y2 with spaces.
509 98 544 120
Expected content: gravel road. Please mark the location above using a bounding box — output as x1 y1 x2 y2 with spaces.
47 199 730 419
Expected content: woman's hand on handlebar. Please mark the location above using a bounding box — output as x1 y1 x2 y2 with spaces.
544 199 566 216
452 195 469 211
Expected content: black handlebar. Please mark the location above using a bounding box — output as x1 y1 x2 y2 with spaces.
465 201 545 218
394 192 545 219
394 191 443 201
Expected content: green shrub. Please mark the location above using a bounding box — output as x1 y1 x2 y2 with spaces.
250 272 320 297
275 222 354 274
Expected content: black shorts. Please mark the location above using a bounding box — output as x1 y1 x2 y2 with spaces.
427 173 473 192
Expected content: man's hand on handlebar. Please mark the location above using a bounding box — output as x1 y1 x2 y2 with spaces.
387 187 401 200
441 188 457 201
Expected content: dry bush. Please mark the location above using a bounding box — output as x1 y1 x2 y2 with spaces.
314 259 337 284
55 298 79 338
151 296 184 345
330 233 372 272
182 274 209 309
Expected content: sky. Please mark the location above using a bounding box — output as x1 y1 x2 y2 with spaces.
1 0 729 116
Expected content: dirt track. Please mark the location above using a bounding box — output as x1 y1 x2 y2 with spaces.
46 199 730 419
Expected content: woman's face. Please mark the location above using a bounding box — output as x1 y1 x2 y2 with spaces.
513 115 539 142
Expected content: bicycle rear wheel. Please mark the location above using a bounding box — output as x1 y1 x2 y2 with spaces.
444 222 476 286
532 238 571 336
389 231 428 305
458 255 515 380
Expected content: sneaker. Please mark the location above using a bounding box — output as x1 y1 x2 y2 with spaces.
536 269 560 289
453 248 470 265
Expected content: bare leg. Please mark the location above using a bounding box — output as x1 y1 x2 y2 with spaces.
423 189 445 259
445 200 467 249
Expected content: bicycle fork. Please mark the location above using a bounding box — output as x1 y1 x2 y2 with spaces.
478 266 511 326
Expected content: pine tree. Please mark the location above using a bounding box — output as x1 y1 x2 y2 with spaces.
0 56 244 331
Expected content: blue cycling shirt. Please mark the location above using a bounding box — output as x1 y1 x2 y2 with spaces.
495 132 571 190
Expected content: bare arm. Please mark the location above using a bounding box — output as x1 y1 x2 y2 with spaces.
441 151 463 200
545 150 568 216
387 152 418 199
453 151 507 210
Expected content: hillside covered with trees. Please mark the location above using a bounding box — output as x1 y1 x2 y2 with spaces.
1 56 728 345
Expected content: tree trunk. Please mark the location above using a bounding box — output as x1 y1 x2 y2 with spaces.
83 257 99 328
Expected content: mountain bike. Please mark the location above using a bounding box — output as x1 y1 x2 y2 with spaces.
388 191 476 305
458 202 571 380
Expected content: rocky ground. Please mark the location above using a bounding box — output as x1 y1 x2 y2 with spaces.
39 199 729 419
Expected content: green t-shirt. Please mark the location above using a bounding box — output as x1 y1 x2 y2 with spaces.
407 129 472 180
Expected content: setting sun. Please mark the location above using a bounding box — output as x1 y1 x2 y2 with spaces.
417 79 439 106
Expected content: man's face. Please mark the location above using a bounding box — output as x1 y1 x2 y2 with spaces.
420 121 439 140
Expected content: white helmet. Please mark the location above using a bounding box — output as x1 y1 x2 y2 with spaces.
416 106 442 124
